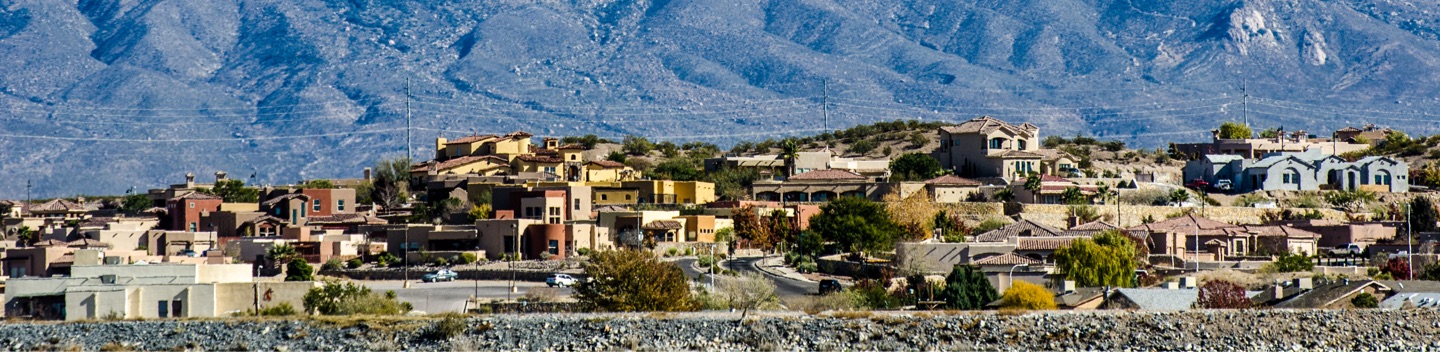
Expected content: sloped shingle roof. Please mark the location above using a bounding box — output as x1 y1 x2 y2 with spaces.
1127 214 1239 236
972 253 1040 266
975 220 1064 242
414 155 510 173
1016 237 1078 251
642 220 683 230
925 175 981 186
940 116 1035 136
1110 288 1199 311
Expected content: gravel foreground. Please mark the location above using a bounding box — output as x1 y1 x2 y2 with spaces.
4 309 1439 351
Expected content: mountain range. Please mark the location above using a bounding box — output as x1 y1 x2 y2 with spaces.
4 0 1440 197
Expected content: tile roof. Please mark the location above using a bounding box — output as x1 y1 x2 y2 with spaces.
67 238 111 248
309 213 389 225
1031 148 1074 161
1064 221 1118 237
1109 288 1199 311
925 175 981 186
28 199 88 212
975 220 1064 242
445 135 499 145
587 160 627 168
1221 225 1322 238
940 116 1036 136
414 155 510 173
1126 214 1239 236
989 150 1044 159
515 154 564 163
1016 237 1078 251
787 169 866 180
242 215 287 225
173 192 222 201
33 239 68 247
972 253 1040 265
642 220 683 230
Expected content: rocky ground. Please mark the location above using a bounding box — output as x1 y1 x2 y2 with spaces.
5 309 1440 351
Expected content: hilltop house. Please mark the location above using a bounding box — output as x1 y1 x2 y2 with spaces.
1127 214 1321 261
934 116 1077 180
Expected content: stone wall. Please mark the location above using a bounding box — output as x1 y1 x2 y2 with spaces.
6 310 1439 351
938 201 1349 229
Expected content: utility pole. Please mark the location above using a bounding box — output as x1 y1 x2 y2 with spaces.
820 79 830 131
1408 199 1414 279
1241 80 1251 137
406 77 413 160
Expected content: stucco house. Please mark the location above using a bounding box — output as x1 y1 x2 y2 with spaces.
5 263 317 321
1183 150 1409 193
1127 214 1322 260
935 116 1077 180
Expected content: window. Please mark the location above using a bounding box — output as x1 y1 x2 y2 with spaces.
543 166 556 173
548 240 560 256
573 199 580 210
189 202 195 209
1376 175 1383 185
1282 174 1292 184
337 200 345 211
549 217 561 224
1017 140 1027 150
172 300 183 317
549 207 560 216
988 138 1004 149
626 195 632 200
189 222 197 232
158 301 169 318
313 199 321 212
275 208 282 216
601 194 609 201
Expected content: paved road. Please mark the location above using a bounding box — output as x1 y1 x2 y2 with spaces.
729 257 815 297
358 280 573 314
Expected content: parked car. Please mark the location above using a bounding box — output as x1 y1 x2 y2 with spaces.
546 273 577 287
1213 179 1233 192
422 269 458 282
1328 243 1365 257
818 279 842 295
1184 178 1210 190
178 249 199 257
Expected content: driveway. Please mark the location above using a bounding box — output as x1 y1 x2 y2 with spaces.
357 280 573 314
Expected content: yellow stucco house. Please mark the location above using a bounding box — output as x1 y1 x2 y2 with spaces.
434 131 534 162
410 155 511 177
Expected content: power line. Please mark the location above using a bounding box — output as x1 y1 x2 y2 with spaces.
0 128 405 143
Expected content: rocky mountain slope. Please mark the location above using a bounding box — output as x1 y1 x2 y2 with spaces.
4 0 1440 196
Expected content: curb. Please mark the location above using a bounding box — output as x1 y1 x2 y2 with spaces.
750 256 817 284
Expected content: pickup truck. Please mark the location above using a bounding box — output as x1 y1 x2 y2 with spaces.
1328 243 1365 257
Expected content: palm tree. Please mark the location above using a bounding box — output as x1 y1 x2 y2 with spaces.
780 138 800 178
1023 172 1042 204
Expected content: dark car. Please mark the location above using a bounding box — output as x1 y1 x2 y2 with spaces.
818 279 842 295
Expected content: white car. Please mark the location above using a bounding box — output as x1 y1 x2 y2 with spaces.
546 273 577 287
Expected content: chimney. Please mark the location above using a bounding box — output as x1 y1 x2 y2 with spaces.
1063 280 1076 294
363 167 372 181
216 171 228 183
185 173 195 188
1294 277 1313 291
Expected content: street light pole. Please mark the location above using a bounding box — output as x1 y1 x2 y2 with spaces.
1008 264 1028 292
509 223 519 299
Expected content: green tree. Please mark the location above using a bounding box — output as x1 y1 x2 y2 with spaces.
1411 197 1438 233
286 260 314 281
300 179 336 189
993 188 1015 202
1053 230 1136 287
1272 252 1314 273
202 179 260 203
15 226 36 247
657 141 681 158
1060 187 1088 205
1168 189 1191 205
780 138 800 177
606 151 627 163
999 281 1056 310
888 153 944 182
1351 292 1379 308
1218 122 1252 139
809 196 902 258
939 265 999 310
120 193 153 213
704 166 763 201
303 280 411 315
622 136 655 155
1023 173 1042 203
1259 128 1280 139
650 157 703 181
575 249 699 312
372 156 412 209
267 244 298 265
